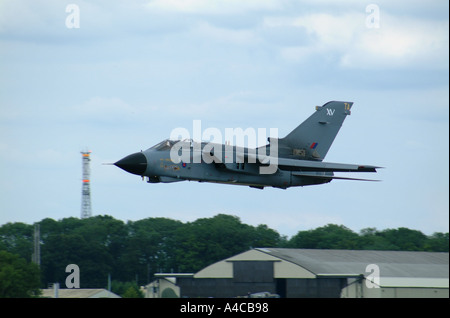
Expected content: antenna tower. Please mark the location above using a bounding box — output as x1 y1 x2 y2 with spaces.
80 150 92 219
32 223 40 266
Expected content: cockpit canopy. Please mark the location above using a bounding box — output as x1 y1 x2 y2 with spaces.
149 139 194 151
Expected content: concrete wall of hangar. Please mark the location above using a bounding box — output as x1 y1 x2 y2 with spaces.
194 249 315 279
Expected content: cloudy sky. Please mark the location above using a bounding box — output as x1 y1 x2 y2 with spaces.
0 0 448 238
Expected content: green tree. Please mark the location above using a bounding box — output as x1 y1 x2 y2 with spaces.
288 224 361 249
378 227 427 251
359 227 398 250
252 224 285 248
0 222 33 261
39 216 126 288
424 232 449 252
111 281 143 298
121 217 183 284
41 233 112 288
74 215 127 282
0 250 41 298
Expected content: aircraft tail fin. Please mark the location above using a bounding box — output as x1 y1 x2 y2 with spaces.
280 101 353 161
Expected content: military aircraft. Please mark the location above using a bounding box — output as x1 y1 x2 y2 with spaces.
114 101 380 189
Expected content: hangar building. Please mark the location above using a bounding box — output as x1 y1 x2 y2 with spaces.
149 248 448 298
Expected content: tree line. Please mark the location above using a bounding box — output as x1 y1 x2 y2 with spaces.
0 214 448 297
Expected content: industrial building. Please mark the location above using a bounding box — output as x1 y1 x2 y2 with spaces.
146 248 449 298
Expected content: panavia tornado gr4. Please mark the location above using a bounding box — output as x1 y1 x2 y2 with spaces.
114 101 380 189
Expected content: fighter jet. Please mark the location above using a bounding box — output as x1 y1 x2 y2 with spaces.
114 101 380 189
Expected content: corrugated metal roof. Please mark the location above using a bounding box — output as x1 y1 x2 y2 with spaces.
41 288 121 298
379 277 449 288
256 248 449 280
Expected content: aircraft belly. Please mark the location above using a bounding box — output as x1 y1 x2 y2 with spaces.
176 162 292 188
207 169 291 188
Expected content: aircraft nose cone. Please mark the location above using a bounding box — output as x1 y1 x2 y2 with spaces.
115 152 147 175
